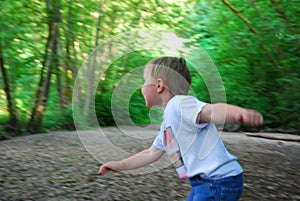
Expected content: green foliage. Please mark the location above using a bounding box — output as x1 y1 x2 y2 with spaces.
95 89 163 127
0 0 299 136
129 89 151 126
274 76 300 129
95 93 115 126
43 104 75 131
0 127 7 140
194 0 300 130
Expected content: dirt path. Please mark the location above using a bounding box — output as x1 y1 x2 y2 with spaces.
0 127 299 201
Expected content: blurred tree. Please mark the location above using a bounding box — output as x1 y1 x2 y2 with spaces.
27 0 62 133
0 0 299 134
0 41 17 130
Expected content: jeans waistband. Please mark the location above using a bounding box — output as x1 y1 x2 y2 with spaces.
189 173 243 186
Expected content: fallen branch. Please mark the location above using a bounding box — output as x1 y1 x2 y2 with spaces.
244 132 300 142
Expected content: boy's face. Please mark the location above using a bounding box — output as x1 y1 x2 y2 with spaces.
141 67 159 108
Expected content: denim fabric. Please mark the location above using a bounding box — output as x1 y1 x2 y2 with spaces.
186 173 243 201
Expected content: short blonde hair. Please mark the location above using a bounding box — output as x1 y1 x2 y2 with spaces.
146 57 191 95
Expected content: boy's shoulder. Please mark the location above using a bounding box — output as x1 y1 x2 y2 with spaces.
164 95 207 128
170 95 207 115
166 95 202 114
174 95 201 104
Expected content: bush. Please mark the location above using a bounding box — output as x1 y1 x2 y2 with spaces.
0 127 7 140
95 90 162 127
43 105 75 131
95 93 115 126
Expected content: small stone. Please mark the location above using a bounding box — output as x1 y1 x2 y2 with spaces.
86 175 94 182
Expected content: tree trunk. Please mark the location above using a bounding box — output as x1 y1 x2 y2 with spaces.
26 0 61 133
56 58 66 110
83 3 102 117
0 40 17 130
61 0 76 108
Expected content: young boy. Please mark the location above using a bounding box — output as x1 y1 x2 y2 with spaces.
99 57 263 201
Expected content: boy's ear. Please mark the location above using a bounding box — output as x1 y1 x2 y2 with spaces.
157 79 165 93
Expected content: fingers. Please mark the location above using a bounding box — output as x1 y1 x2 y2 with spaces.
99 164 111 175
98 165 107 174
243 109 264 127
99 162 117 175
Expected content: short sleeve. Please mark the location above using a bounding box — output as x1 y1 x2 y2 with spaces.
181 96 207 127
152 131 165 150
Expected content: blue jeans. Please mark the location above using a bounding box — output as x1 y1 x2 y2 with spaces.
187 173 243 201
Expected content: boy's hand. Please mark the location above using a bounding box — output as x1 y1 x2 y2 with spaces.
98 146 164 175
239 109 263 127
98 161 118 175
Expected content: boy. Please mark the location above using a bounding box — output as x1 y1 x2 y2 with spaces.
99 57 263 201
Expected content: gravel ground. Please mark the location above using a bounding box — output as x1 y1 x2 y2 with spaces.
0 127 299 201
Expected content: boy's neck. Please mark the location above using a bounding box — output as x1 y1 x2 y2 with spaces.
161 93 175 111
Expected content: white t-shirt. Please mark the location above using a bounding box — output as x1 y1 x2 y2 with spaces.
153 95 243 179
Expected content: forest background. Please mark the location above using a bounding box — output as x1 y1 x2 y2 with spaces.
0 0 299 139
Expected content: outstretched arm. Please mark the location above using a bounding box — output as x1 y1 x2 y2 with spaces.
197 103 263 127
99 145 164 174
